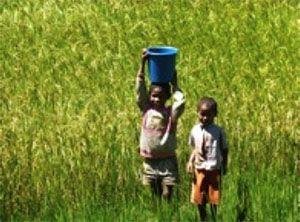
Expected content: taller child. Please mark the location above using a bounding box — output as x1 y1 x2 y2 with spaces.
136 49 185 200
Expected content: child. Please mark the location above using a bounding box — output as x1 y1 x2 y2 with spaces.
187 97 228 221
136 49 185 200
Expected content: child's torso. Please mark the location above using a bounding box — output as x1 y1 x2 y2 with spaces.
140 107 176 158
192 124 223 170
143 108 170 135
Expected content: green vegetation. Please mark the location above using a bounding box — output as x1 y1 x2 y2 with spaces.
0 0 298 221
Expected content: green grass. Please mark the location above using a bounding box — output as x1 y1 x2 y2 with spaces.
0 0 298 221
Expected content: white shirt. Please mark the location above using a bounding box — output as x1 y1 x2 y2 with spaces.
189 123 227 170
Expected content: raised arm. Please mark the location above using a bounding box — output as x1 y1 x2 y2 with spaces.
186 133 196 173
170 70 185 122
136 49 148 111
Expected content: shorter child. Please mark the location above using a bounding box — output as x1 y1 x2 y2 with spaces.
187 97 228 221
136 49 185 200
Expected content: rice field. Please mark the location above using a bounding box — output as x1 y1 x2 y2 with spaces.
0 0 298 221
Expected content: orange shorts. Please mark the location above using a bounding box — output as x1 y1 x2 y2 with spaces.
191 169 221 205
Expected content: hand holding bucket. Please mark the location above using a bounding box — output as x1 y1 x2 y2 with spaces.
146 46 179 84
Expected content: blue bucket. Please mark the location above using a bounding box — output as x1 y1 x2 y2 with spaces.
147 46 178 83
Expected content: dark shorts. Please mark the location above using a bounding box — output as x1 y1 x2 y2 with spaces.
142 156 179 186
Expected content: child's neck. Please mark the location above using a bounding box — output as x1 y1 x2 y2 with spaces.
153 105 166 111
200 122 214 127
151 103 166 110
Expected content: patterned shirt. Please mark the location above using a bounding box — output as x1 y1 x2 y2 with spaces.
136 75 185 159
189 123 227 170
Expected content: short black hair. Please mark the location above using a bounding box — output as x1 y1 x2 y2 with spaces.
198 97 218 116
150 83 171 100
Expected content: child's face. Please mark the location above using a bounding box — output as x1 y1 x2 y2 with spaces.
150 86 168 108
198 103 215 126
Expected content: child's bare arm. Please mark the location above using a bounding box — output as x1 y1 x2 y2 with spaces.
186 150 196 173
137 48 148 74
222 149 228 175
186 133 196 173
220 129 228 175
170 70 185 122
136 49 148 111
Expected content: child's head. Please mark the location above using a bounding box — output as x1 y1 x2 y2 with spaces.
149 83 171 108
197 97 217 126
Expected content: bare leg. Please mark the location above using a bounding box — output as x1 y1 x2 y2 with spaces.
150 178 163 197
162 184 173 201
198 204 207 221
210 204 217 221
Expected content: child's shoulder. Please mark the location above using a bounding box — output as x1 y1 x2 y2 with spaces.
190 123 201 133
210 123 224 130
210 123 226 135
143 105 172 116
211 123 222 129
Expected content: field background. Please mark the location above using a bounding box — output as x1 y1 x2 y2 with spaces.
0 0 298 221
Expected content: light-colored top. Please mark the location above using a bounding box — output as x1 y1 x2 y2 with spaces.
189 123 227 170
136 75 185 159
